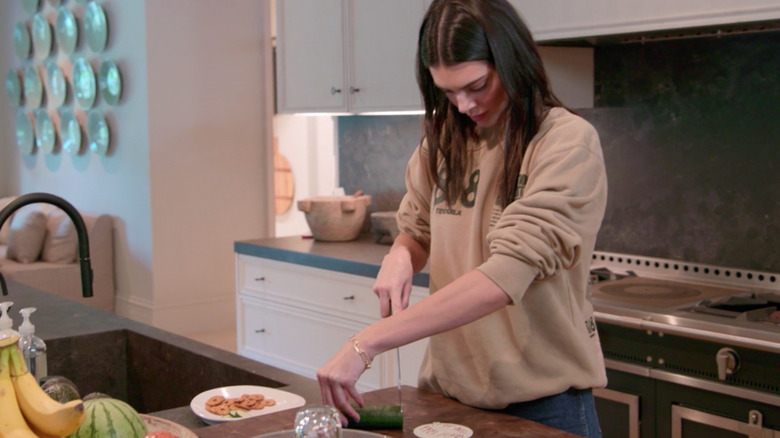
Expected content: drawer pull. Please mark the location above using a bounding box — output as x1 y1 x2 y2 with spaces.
254 277 266 282
255 328 266 334
343 295 355 300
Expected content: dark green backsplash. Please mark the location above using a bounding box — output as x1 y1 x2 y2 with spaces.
338 31 779 272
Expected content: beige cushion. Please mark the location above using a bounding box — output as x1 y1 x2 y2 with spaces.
0 196 17 245
6 206 47 263
41 210 78 263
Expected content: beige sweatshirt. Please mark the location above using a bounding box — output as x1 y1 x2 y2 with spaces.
396 107 608 409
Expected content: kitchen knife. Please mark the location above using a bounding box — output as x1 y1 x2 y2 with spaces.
396 347 402 407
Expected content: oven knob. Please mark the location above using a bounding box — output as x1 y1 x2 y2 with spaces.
716 347 741 381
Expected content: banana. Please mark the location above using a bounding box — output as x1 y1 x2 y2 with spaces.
6 345 86 437
0 347 38 438
0 334 19 348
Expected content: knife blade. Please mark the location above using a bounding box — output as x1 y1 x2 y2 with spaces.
395 347 402 408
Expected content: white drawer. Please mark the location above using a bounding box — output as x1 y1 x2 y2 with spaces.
239 256 382 321
238 295 384 391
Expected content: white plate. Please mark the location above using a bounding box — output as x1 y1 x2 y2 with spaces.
84 2 108 52
14 22 31 60
32 13 52 59
72 57 96 109
59 108 82 155
6 69 22 107
190 385 306 425
253 431 387 438
55 7 79 55
414 422 473 438
99 60 121 105
46 62 67 107
34 109 57 154
23 66 43 109
87 110 110 155
16 112 36 155
140 414 198 438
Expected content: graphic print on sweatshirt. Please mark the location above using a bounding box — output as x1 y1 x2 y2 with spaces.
433 167 479 216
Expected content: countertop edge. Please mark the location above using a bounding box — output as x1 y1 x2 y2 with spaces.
235 236 430 288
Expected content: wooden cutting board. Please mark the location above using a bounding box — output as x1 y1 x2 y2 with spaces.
273 137 294 215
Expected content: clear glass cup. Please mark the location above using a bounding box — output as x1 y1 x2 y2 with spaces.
294 405 342 438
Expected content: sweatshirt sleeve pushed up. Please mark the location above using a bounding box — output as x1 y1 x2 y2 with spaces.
396 141 434 253
477 116 607 303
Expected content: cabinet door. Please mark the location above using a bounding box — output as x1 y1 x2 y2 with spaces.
238 294 386 392
276 0 347 113
347 0 426 112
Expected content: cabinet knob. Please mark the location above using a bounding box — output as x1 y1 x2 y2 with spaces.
349 86 361 94
254 276 266 282
343 295 355 300
255 328 266 334
716 347 740 380
330 87 342 95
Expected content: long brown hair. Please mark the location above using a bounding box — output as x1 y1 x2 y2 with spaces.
417 0 566 207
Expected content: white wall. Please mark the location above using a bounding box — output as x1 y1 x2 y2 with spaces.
0 0 275 336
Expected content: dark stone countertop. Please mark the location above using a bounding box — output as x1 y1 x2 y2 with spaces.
235 235 430 288
1 282 576 437
0 282 322 433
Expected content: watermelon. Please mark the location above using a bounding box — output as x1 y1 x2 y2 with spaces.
67 398 148 438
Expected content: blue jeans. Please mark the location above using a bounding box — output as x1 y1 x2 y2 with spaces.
498 388 602 437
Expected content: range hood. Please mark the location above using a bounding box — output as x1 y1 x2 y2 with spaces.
542 19 779 46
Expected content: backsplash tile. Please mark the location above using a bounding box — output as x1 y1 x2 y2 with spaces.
338 31 778 272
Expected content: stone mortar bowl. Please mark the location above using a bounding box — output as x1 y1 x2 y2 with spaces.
370 211 400 244
297 193 372 241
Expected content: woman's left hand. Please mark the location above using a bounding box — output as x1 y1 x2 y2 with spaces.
316 339 369 424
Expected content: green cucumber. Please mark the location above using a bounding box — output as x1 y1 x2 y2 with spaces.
346 404 403 429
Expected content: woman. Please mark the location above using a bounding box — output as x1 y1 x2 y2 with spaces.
317 0 607 435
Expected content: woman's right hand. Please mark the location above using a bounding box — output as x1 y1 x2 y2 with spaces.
373 243 416 317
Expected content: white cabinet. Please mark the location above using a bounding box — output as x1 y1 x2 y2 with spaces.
510 0 780 42
275 0 427 114
236 254 429 392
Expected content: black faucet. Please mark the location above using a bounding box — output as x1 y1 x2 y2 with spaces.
0 193 93 297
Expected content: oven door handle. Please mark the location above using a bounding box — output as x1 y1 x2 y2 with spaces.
672 405 780 437
594 311 780 354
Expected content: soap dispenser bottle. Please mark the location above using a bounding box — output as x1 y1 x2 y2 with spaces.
18 307 47 381
0 301 19 343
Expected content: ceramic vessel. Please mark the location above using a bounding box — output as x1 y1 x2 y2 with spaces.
297 194 371 241
370 211 400 243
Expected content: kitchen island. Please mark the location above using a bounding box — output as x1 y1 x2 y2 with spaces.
2 280 577 437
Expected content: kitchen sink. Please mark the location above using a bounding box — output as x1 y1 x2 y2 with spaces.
45 329 284 413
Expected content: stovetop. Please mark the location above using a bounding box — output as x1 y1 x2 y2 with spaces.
588 251 780 352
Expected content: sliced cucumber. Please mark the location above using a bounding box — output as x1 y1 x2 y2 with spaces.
347 404 403 429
